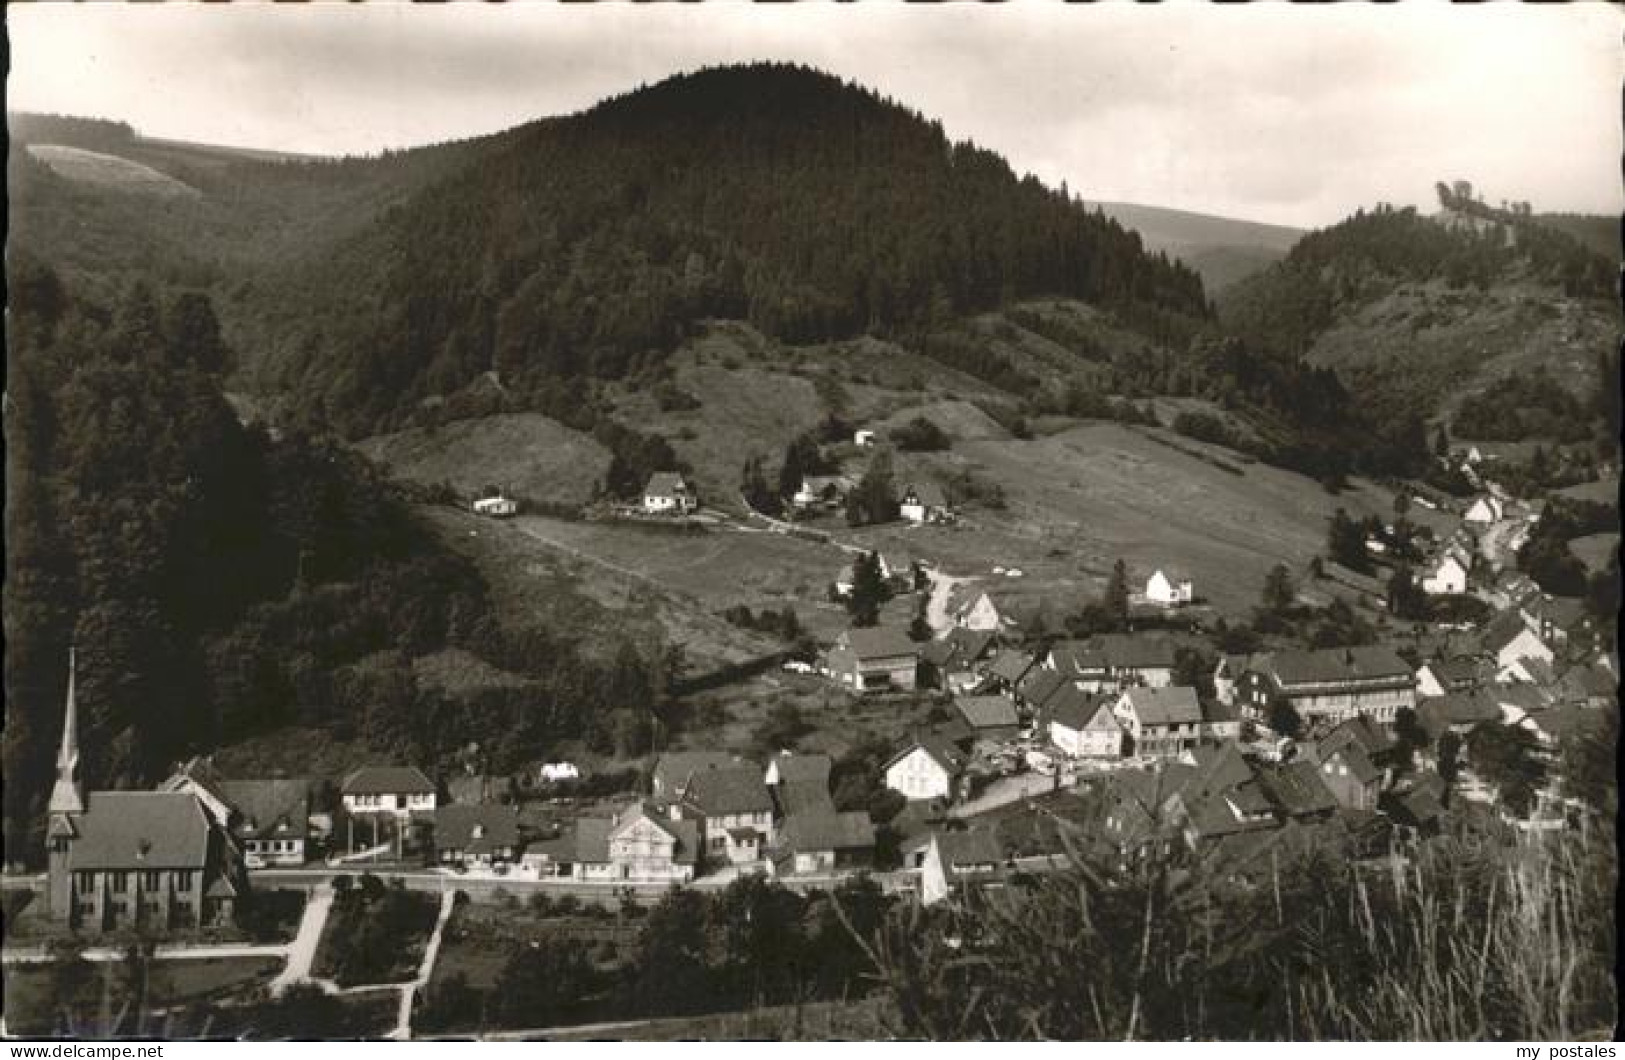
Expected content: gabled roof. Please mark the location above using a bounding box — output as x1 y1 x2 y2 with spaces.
1083 634 1177 671
1417 691 1503 738
779 809 875 854
945 626 997 662
643 472 689 498
988 649 1036 686
342 765 434 796
1481 612 1545 657
918 639 958 668
1421 657 1480 688
886 732 970 777
766 752 832 788
1186 744 1254 795
955 696 1020 731
1046 685 1108 731
839 626 918 661
1255 761 1338 818
682 765 775 818
1319 740 1381 785
903 826 1002 868
1118 686 1202 728
902 481 948 508
652 751 741 794
69 792 216 871
1260 646 1413 688
434 803 520 853
1018 667 1068 707
218 779 312 841
775 780 836 818
1318 715 1397 760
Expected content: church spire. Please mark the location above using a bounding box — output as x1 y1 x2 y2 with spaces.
48 648 84 817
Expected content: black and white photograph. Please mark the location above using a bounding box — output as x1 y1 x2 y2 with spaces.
3 2 1619 1043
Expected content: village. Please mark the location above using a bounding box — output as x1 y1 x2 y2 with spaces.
10 412 1614 981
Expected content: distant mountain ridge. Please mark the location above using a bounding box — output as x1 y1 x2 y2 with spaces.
1085 201 1304 291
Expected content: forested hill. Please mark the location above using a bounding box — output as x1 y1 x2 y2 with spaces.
247 63 1210 437
1217 194 1619 443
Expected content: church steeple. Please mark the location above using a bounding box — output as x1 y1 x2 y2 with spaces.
48 648 85 817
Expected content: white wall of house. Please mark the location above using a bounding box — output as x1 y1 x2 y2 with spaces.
1422 557 1468 595
343 792 436 816
957 595 1003 632
886 748 952 800
1145 571 1193 606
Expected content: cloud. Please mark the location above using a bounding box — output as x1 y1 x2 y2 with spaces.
9 3 1620 227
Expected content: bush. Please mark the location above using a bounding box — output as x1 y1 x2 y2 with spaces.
893 416 952 452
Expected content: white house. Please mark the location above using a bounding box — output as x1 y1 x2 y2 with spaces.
1113 686 1204 759
953 592 1004 633
1144 569 1194 607
472 494 519 518
899 482 950 525
341 766 436 818
854 429 877 448
883 735 967 802
1464 496 1503 525
1049 695 1124 759
641 472 697 515
1421 553 1469 596
1483 615 1555 674
539 762 580 783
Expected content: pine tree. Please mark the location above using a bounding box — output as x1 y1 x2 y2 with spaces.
1102 559 1129 621
847 552 887 627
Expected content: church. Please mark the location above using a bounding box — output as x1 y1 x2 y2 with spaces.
46 652 248 932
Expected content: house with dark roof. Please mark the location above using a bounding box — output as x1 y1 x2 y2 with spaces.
651 751 741 800
160 759 315 867
775 810 876 875
1015 666 1069 713
524 801 700 883
641 471 697 515
681 765 776 866
764 752 836 818
954 696 1021 742
1048 634 1177 692
47 655 246 931
1416 691 1503 741
1480 613 1554 676
884 734 969 802
824 626 919 693
341 766 437 818
1254 761 1340 822
919 627 998 692
904 827 1003 905
985 648 1037 692
1304 735 1383 811
1048 692 1123 759
433 804 521 868
952 592 1007 633
1113 686 1204 758
1416 657 1484 698
1239 646 1415 725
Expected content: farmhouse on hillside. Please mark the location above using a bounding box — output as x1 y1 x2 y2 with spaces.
48 656 247 930
524 801 700 883
899 481 950 524
1145 569 1194 607
641 471 697 515
1421 552 1470 596
791 474 853 511
679 764 777 867
824 626 920 693
952 591 1006 632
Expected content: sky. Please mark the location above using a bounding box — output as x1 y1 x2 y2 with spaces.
8 3 1622 228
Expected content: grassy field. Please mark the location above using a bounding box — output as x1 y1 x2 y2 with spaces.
359 412 611 509
1569 533 1618 574
27 144 200 198
1 957 281 1037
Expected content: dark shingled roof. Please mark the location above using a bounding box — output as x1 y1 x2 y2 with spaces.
1263 646 1413 689
904 827 1003 869
775 780 836 817
434 804 520 855
1018 667 1068 708
70 792 215 871
988 649 1036 686
955 695 1020 731
218 779 311 842
1417 691 1503 738
1119 686 1202 728
840 626 918 661
644 472 689 498
780 809 875 853
343 765 435 796
1255 761 1338 818
886 732 970 777
767 752 832 788
1047 686 1109 731
652 751 741 795
682 765 775 817
903 481 948 508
